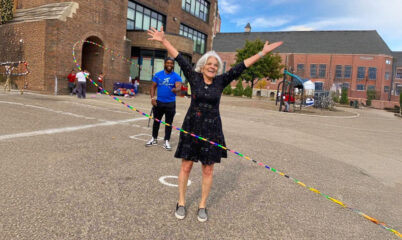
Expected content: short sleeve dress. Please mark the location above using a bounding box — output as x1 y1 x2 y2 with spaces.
174 53 246 165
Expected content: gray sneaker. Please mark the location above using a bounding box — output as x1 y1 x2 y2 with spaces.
175 203 186 220
197 208 208 222
163 140 172 151
145 138 157 147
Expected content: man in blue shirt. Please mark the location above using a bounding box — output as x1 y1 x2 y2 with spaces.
146 57 182 150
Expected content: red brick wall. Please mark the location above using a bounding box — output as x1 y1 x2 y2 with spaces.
0 21 46 91
4 0 130 93
217 50 397 105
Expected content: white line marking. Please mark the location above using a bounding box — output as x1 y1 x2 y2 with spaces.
0 101 105 121
159 176 191 187
0 117 147 141
129 134 163 142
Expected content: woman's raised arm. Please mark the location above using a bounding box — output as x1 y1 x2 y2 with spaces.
147 27 179 58
244 41 283 68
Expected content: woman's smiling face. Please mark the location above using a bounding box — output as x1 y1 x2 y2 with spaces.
202 57 219 79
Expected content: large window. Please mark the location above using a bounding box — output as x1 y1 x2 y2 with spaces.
384 86 390 93
314 82 323 91
296 64 304 76
396 69 402 79
367 85 375 91
130 48 166 81
180 24 207 54
357 84 365 91
310 64 317 78
342 83 350 89
396 84 402 95
368 67 377 80
127 1 166 31
319 64 326 78
357 67 366 80
344 65 352 79
182 0 209 22
335 65 342 79
385 72 390 80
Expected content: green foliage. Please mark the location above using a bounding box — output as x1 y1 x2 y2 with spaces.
366 89 376 106
340 88 349 104
222 84 232 95
233 80 244 96
0 0 14 24
243 86 252 98
400 93 402 115
332 95 339 103
234 38 284 94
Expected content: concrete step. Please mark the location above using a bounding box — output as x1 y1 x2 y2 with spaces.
10 2 79 23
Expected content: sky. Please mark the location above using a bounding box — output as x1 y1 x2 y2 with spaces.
218 0 402 51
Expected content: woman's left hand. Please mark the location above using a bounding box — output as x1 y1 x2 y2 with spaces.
262 41 283 55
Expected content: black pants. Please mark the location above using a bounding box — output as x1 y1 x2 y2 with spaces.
152 101 176 141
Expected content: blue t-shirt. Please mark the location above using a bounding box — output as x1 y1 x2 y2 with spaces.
152 70 182 103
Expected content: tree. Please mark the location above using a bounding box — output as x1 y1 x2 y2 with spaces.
340 87 349 105
234 39 283 98
255 79 267 89
0 0 14 24
233 80 244 96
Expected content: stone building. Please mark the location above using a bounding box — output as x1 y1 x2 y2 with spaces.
0 0 220 93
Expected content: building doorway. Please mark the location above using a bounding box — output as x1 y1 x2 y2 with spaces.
82 36 104 92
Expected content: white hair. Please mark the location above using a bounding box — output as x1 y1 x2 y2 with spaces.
194 51 223 75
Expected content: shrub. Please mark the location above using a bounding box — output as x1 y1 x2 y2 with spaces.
233 80 244 96
222 84 232 95
0 0 14 24
243 86 252 98
340 88 349 104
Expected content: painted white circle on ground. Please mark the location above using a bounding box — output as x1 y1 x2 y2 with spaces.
159 175 191 187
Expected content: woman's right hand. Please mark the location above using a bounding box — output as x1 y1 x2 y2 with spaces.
151 98 157 106
147 27 165 42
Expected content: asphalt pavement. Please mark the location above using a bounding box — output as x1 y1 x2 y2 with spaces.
0 91 401 240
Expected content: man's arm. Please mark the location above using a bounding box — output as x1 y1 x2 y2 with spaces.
150 82 157 106
172 81 182 94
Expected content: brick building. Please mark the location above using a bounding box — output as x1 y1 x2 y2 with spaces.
214 26 401 107
0 0 219 93
391 51 402 103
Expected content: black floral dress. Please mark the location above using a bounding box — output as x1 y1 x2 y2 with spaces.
174 53 246 165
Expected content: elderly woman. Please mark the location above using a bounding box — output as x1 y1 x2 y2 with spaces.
147 27 282 222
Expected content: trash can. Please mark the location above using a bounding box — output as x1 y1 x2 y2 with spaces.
354 100 359 108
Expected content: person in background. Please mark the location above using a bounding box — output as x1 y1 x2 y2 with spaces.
97 72 104 93
76 69 89 99
145 57 182 151
67 69 76 95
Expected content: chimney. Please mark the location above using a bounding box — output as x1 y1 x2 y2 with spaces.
244 23 251 33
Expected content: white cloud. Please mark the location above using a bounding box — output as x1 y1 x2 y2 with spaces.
233 16 293 29
219 0 240 15
280 0 402 49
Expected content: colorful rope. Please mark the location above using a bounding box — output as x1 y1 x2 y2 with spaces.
72 40 401 238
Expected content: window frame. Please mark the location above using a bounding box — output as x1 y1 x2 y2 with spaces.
181 0 210 22
180 24 207 54
127 1 166 31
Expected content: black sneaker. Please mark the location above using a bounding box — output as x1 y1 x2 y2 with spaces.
197 208 208 222
175 203 186 220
